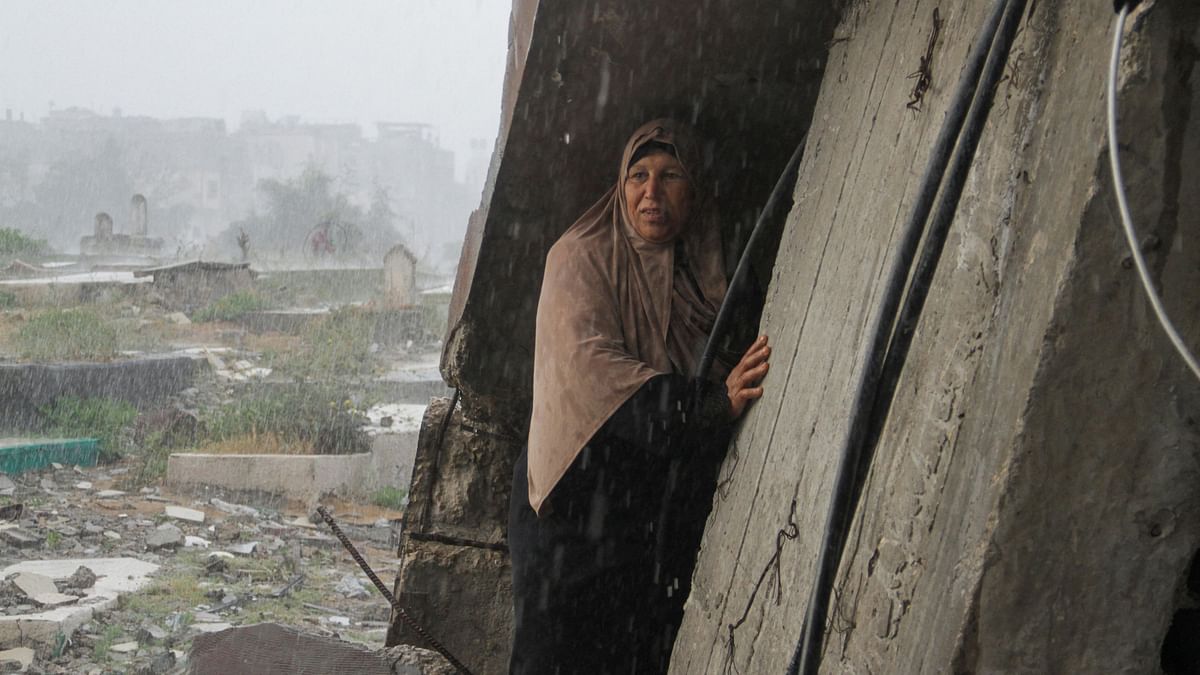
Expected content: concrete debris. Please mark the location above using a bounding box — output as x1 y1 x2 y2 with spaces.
334 575 371 599
145 524 183 550
164 505 205 523
0 647 33 672
0 528 42 550
137 623 168 642
0 558 159 648
59 566 97 591
30 592 78 608
0 476 15 496
73 481 93 491
10 572 57 599
165 312 191 325
227 542 261 556
210 498 259 518
384 645 455 675
0 453 415 672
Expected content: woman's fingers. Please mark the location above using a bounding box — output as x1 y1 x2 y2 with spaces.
733 359 770 388
726 336 771 419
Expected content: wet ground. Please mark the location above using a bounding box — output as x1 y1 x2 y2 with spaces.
0 460 406 674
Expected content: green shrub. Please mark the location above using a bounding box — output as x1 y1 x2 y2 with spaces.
0 291 17 309
204 386 369 455
370 487 407 510
191 291 270 322
39 396 137 461
15 309 120 361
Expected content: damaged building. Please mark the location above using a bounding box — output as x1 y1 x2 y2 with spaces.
389 0 1200 673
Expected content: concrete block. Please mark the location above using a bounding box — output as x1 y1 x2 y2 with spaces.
403 399 520 545
166 422 419 506
164 505 205 523
0 558 158 647
387 537 512 675
670 3 1200 674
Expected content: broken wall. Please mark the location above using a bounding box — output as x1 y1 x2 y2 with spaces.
393 1 842 672
672 1 1200 673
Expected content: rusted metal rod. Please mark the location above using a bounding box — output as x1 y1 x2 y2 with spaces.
315 506 475 675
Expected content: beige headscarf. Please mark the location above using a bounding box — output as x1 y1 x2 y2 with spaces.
526 120 728 513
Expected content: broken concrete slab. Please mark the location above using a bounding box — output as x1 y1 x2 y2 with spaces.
108 641 138 654
164 505 205 523
29 593 78 608
0 646 33 672
0 558 158 648
94 490 125 499
191 622 234 634
209 498 259 518
10 573 56 600
145 524 183 550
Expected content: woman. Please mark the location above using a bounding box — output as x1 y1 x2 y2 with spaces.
508 119 771 674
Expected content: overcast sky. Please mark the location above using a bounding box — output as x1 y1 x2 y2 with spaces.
0 0 511 168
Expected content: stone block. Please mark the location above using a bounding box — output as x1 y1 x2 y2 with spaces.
403 398 521 546
387 537 512 675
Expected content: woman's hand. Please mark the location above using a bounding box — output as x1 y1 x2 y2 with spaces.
726 335 770 419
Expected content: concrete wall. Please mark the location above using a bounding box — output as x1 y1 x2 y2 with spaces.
166 429 418 505
0 356 199 427
671 2 1200 673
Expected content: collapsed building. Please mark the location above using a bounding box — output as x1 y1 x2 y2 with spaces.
389 1 1200 673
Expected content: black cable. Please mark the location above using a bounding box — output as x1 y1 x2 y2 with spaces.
694 136 807 382
788 0 1027 672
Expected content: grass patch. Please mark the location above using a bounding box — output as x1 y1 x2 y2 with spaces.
91 624 125 662
15 308 120 361
272 306 380 381
203 386 369 455
197 432 314 455
39 396 136 461
191 291 270 323
370 487 407 510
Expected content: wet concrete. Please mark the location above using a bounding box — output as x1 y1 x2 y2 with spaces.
0 356 200 427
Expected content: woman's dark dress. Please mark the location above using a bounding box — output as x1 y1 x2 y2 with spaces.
508 374 732 675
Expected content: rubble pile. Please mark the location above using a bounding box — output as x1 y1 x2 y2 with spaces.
0 462 407 674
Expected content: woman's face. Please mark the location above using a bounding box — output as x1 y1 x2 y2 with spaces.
624 149 692 244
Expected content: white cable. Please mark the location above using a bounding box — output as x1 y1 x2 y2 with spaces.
1107 6 1200 382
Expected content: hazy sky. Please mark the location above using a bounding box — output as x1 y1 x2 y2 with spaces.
0 0 511 168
